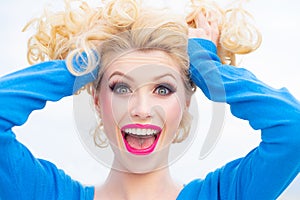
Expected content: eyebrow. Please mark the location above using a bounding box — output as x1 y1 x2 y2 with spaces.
108 71 178 82
153 73 177 82
108 71 134 81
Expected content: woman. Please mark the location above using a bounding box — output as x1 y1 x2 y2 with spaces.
0 0 299 199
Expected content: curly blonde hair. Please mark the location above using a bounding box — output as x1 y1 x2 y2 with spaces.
23 0 261 144
23 0 261 67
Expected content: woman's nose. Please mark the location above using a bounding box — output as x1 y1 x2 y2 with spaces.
129 92 153 120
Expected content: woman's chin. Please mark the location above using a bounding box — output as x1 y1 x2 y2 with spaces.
110 143 170 173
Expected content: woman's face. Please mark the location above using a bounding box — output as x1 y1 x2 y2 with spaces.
94 50 191 172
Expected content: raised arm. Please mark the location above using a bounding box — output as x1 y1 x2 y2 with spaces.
186 38 300 199
0 60 95 132
0 60 96 199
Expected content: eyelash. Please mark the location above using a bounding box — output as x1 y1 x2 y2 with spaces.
109 81 131 94
108 81 176 96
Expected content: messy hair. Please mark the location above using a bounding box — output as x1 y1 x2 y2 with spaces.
23 0 261 68
23 0 261 143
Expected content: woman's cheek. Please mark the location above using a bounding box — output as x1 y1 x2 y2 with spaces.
159 97 184 146
167 93 185 122
111 96 129 124
98 91 120 141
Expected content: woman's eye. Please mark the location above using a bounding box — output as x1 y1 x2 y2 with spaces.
154 84 175 96
110 83 131 94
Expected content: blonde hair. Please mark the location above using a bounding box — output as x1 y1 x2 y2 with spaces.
23 0 262 68
23 0 261 143
187 0 261 65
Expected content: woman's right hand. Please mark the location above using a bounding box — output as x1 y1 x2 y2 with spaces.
188 12 219 47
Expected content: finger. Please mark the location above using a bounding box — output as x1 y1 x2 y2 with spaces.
209 18 219 33
195 12 210 30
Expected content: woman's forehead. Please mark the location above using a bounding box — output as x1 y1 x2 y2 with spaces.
103 50 182 80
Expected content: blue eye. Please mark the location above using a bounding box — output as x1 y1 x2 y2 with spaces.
154 83 176 96
155 86 170 96
109 82 131 94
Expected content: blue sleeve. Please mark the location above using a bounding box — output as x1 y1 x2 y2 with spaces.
178 39 300 199
0 61 95 199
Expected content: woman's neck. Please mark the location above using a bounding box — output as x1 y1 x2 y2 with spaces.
95 167 182 200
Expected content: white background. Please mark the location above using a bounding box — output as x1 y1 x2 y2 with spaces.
0 0 299 199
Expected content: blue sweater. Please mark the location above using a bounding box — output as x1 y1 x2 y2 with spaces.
0 39 299 199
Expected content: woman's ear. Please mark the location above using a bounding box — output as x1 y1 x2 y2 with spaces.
92 88 102 117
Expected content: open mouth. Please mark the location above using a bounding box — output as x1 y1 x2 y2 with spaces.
121 124 162 155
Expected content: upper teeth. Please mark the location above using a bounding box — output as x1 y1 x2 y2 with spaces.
123 128 159 136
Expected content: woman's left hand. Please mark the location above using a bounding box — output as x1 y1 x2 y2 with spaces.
188 12 219 46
